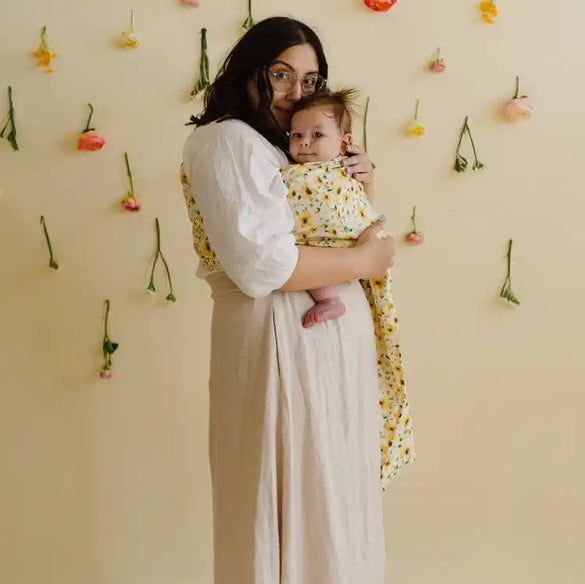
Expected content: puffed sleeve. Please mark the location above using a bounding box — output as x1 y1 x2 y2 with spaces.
182 119 299 298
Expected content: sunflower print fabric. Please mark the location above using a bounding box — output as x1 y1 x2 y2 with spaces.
180 158 415 490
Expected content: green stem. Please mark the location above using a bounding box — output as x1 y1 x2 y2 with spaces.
1 86 19 151
103 299 110 341
414 98 419 120
410 206 417 232
513 76 519 100
506 239 513 279
456 115 468 155
83 103 94 132
363 97 370 154
130 10 134 32
191 28 210 98
436 47 441 61
40 215 58 269
124 152 135 197
159 250 175 300
40 26 48 50
465 120 483 168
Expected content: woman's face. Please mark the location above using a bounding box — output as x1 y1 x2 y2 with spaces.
250 43 320 130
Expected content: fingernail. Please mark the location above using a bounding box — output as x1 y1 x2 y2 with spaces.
378 214 386 221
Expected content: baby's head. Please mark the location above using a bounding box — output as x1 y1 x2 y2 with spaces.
288 88 358 164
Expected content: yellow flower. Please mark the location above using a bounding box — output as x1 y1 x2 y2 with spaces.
120 10 140 49
32 26 57 73
405 120 425 137
405 98 425 137
480 1 498 23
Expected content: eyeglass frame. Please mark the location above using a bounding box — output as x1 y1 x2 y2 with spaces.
265 68 327 96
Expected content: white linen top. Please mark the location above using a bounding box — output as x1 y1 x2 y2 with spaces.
182 119 299 298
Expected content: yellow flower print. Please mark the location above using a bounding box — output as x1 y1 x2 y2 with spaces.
298 212 312 227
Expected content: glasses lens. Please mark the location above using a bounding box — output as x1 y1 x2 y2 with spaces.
268 71 325 95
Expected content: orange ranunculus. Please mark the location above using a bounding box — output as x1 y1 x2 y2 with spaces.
365 0 397 12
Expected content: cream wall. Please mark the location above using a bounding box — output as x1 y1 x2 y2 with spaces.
1 1 583 583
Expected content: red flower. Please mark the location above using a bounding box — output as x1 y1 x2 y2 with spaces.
365 0 397 11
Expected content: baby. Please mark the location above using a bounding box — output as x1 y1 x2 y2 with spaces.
281 88 415 487
285 88 371 328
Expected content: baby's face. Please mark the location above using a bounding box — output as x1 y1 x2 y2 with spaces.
289 106 350 163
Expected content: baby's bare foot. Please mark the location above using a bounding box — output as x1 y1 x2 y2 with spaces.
302 298 346 328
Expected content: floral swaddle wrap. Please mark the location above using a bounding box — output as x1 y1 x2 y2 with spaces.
280 158 415 489
180 157 414 489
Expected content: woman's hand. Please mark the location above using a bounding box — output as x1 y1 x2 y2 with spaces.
343 143 374 192
354 217 395 278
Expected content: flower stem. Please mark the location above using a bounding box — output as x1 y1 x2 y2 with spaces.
40 215 58 269
83 103 95 132
242 0 255 30
410 205 417 232
414 98 419 120
436 47 441 60
104 299 111 340
465 119 484 170
513 75 519 100
191 28 210 98
40 25 49 51
1 86 19 151
363 97 370 153
124 152 135 197
130 9 134 33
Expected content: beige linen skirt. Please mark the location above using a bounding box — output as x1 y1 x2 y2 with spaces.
206 272 385 584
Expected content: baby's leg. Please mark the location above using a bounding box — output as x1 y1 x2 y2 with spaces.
303 286 346 328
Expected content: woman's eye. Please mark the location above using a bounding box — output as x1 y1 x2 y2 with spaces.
302 77 317 88
274 71 290 81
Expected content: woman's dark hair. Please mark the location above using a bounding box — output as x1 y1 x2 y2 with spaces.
188 17 328 152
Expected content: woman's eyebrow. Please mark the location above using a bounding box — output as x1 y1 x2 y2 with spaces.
271 59 319 75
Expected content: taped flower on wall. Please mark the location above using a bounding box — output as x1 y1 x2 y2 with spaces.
504 76 534 122
405 99 425 137
499 239 520 306
365 0 398 12
77 104 106 151
479 1 498 24
32 26 57 72
147 218 177 302
190 28 210 99
121 152 142 211
404 206 424 245
429 48 446 73
454 116 484 172
1 86 19 151
242 0 255 31
100 299 119 379
40 216 59 269
120 10 140 49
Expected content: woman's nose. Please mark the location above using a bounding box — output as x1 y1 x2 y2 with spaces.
286 80 303 102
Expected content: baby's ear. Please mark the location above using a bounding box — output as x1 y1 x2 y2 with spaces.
341 133 353 154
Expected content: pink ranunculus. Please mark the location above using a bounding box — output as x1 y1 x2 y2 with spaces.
405 232 424 245
504 97 534 122
430 60 446 73
99 369 112 379
180 0 200 5
78 130 105 151
122 196 141 211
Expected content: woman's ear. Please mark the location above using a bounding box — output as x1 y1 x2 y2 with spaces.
341 133 353 154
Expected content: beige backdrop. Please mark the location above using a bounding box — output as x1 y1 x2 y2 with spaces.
1 1 583 583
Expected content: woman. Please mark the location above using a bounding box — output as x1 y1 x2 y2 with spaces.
181 17 395 584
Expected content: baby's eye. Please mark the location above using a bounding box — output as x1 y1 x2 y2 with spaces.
291 132 302 139
313 132 323 138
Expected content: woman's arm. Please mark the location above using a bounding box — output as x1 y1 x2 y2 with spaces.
280 218 394 292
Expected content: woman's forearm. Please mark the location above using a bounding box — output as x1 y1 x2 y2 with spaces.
279 246 363 292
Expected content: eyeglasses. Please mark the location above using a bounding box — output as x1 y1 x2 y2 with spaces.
267 70 326 96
